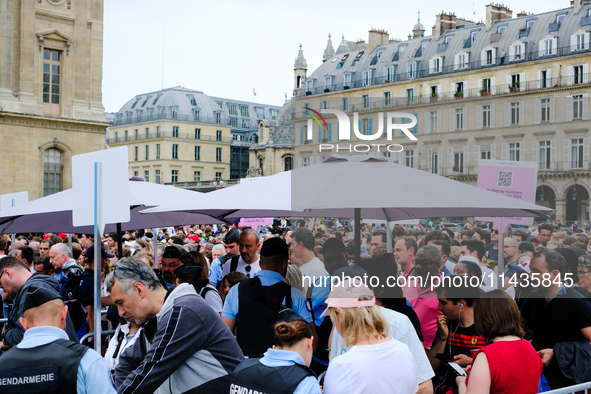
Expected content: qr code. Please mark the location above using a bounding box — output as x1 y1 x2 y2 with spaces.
497 170 513 187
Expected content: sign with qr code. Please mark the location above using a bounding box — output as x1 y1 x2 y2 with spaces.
476 160 538 226
497 171 513 188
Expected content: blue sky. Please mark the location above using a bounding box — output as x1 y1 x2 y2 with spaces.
103 0 567 113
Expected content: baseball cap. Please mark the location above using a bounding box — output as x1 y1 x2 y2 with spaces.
196 229 204 236
320 281 375 318
187 234 200 243
277 306 307 324
162 244 192 262
527 236 539 243
224 228 240 244
24 286 63 312
458 255 480 265
518 241 536 253
85 245 115 260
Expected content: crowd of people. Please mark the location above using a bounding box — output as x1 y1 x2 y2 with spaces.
0 217 590 393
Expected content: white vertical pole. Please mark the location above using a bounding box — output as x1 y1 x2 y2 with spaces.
93 162 103 354
153 228 159 268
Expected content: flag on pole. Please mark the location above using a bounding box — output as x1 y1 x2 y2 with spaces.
253 88 257 96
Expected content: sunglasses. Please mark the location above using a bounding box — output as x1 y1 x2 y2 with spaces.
493 230 499 235
114 265 146 280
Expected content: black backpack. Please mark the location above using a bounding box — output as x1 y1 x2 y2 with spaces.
220 254 240 273
59 268 91 331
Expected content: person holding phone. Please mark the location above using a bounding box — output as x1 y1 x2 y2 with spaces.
456 290 542 394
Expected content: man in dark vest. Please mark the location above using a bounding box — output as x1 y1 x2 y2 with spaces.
0 257 78 350
0 285 115 393
222 237 316 357
230 308 319 393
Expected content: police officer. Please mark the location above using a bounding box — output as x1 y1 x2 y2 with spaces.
208 227 241 287
222 237 315 357
0 285 116 394
230 308 320 394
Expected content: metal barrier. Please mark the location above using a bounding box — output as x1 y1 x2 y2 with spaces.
545 382 591 393
79 330 116 345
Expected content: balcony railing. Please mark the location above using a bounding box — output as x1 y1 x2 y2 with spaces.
518 28 530 38
581 15 591 27
165 179 240 191
110 131 234 143
301 42 591 98
111 111 268 129
549 21 561 32
294 73 591 118
437 43 448 53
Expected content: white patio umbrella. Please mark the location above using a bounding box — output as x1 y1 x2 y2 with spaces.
143 154 553 267
0 177 221 235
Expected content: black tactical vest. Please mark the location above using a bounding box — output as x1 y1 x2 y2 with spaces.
236 277 292 357
0 338 88 394
230 357 316 394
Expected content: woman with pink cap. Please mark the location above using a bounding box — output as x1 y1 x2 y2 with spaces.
322 279 419 393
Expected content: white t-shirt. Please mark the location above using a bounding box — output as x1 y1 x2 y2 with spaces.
199 284 223 313
330 306 434 384
221 255 261 278
324 338 418 394
299 257 328 292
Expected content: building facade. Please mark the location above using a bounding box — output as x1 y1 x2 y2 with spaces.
107 87 280 191
293 1 591 224
0 0 108 201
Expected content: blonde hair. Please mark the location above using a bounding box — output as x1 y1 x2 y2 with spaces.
328 295 389 346
285 264 305 294
135 251 154 268
136 238 153 253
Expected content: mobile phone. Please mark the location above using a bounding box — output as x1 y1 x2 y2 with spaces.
448 361 467 377
435 353 453 360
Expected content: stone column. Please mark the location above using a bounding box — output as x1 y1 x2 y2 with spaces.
556 199 567 223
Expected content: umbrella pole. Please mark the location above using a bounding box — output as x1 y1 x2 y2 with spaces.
93 162 103 354
497 223 507 290
386 221 392 253
354 208 361 265
153 228 159 268
68 234 72 254
10 234 16 256
117 223 123 259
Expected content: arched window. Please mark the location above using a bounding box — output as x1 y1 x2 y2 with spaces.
284 157 293 171
44 148 62 196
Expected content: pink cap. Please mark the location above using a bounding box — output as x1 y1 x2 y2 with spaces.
319 281 375 317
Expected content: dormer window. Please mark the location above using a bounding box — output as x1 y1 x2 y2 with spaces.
356 51 364 58
445 36 453 44
557 14 565 25
497 26 506 34
471 31 478 42
526 20 535 30
341 54 349 61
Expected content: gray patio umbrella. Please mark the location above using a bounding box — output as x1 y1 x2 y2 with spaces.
0 177 221 241
143 154 553 266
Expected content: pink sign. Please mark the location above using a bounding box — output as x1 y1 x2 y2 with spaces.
239 217 271 229
475 160 538 227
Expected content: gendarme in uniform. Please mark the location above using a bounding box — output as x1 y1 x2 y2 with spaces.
0 286 116 394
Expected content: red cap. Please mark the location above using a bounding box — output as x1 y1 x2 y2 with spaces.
188 234 200 242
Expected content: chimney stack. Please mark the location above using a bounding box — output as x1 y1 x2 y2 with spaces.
368 28 389 52
485 3 512 31
356 39 366 51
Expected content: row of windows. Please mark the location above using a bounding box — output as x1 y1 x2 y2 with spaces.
114 128 229 142
132 144 223 162
300 95 588 144
299 138 588 172
131 169 224 184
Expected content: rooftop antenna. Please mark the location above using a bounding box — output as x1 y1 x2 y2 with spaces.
473 1 476 15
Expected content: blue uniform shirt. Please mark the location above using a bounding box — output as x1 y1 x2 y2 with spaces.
259 349 321 394
16 326 116 394
209 256 224 286
222 270 313 323
310 276 331 327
